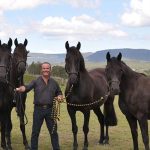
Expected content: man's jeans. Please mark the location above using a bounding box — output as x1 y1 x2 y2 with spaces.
31 106 60 150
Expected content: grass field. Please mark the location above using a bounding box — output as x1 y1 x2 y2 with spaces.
7 91 149 150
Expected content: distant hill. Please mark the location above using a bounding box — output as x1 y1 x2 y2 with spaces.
27 53 65 64
27 52 92 65
27 48 150 65
87 48 150 62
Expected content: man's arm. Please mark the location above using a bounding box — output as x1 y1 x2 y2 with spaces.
16 80 35 93
16 86 26 92
55 82 63 102
57 94 63 102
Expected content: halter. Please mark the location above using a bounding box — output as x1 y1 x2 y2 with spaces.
0 55 12 84
16 60 26 66
108 79 120 85
65 64 79 76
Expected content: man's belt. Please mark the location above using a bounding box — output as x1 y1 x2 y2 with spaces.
35 104 51 109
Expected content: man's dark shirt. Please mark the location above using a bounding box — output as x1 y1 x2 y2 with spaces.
25 76 62 105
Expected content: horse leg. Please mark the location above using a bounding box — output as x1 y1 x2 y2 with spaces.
5 112 12 150
138 117 149 150
19 115 30 150
126 115 138 150
93 107 105 144
67 107 78 150
82 110 90 150
1 120 7 150
103 95 117 144
104 125 109 144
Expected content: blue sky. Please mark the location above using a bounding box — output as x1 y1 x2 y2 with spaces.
0 0 150 54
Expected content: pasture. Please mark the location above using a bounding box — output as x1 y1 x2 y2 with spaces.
5 89 149 150
83 60 150 75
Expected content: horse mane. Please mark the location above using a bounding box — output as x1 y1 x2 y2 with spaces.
79 51 85 71
0 44 11 52
68 46 86 72
14 44 27 55
120 60 146 77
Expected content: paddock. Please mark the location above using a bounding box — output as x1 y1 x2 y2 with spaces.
6 91 149 150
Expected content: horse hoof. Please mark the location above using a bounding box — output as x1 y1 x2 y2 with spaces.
73 146 78 150
7 148 12 150
103 137 109 145
103 140 109 145
2 148 8 150
25 146 31 150
82 147 88 150
98 140 104 145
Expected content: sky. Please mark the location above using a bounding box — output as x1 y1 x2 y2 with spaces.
0 0 150 54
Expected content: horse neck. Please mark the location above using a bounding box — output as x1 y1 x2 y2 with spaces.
70 69 93 93
120 62 138 88
11 58 24 86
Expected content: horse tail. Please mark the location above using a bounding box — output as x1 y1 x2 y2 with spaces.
104 95 117 126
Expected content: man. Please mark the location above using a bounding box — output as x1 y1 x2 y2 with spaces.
16 62 63 150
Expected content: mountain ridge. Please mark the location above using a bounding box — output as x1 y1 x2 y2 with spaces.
27 48 150 65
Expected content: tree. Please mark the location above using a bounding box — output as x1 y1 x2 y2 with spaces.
51 66 67 79
27 62 67 79
27 61 41 75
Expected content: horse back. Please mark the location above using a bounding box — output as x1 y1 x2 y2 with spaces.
120 73 150 119
89 68 109 98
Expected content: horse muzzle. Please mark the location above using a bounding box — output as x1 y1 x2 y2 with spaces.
69 73 78 85
17 62 26 74
110 82 120 95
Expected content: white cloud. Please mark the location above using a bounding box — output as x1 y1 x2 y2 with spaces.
0 0 58 11
63 0 101 8
121 0 150 27
0 0 100 11
15 28 27 35
36 15 127 40
0 15 31 38
0 31 6 37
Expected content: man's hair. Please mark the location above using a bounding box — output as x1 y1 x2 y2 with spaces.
41 62 51 68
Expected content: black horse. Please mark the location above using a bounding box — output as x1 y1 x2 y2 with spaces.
65 41 117 150
0 38 13 150
105 52 150 150
6 38 30 150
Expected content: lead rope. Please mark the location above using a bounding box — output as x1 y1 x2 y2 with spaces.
51 84 109 134
51 98 61 134
51 85 73 134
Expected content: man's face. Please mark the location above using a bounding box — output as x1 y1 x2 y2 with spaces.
41 63 51 77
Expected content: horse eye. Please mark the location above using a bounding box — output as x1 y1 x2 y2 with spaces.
120 69 123 73
65 57 69 62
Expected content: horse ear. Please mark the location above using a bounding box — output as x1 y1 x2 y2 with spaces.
117 52 122 61
24 39 28 47
14 38 18 47
65 41 69 50
8 38 12 48
76 42 81 50
106 52 111 62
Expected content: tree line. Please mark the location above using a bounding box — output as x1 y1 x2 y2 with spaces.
27 61 68 79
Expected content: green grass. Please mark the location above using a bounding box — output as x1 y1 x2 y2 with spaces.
8 93 149 150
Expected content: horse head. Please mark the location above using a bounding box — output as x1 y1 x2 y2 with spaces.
0 38 12 83
65 41 85 85
13 38 29 77
105 52 123 95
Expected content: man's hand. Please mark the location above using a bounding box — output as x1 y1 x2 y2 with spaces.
56 95 63 102
16 86 26 92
